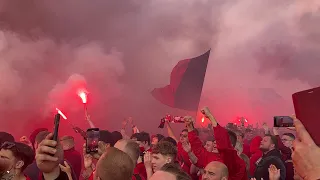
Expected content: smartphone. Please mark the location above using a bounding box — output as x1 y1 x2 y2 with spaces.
53 114 61 142
274 116 294 127
292 87 320 145
86 128 100 154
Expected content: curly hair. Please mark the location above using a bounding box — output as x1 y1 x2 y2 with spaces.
152 141 177 160
161 137 177 146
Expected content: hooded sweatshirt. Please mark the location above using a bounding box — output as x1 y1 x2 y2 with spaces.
249 136 263 176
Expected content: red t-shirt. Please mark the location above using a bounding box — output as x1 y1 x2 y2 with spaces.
134 162 147 179
177 142 192 175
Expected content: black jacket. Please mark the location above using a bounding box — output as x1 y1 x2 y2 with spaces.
254 149 286 180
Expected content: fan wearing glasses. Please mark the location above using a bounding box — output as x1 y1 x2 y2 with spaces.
0 141 35 180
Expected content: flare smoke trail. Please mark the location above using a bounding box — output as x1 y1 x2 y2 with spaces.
0 31 125 135
199 0 320 126
0 0 319 137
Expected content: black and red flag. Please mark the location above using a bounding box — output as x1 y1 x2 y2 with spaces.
151 50 210 111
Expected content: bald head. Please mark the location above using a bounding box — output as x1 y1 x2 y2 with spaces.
114 139 140 166
95 147 134 180
202 161 228 180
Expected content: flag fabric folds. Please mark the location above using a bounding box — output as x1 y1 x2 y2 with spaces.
151 50 210 111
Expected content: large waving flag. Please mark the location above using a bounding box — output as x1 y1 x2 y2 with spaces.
151 50 210 111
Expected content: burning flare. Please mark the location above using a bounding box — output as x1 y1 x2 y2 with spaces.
78 90 87 104
201 116 205 123
55 108 67 120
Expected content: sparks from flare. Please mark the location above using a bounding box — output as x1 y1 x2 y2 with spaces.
78 90 87 104
238 117 248 123
55 108 67 120
77 89 94 127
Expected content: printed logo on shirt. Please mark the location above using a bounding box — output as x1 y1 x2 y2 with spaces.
255 157 262 165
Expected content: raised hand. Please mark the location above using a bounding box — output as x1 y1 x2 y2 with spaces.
183 116 194 131
272 127 279 136
201 107 218 127
182 142 192 153
36 133 59 162
59 161 71 174
82 144 93 169
35 133 63 173
144 151 152 169
122 119 128 128
292 117 320 179
262 122 268 130
268 164 280 180
201 107 212 118
262 122 269 134
83 141 107 161
128 117 133 125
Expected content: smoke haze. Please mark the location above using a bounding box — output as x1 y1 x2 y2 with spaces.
0 0 319 137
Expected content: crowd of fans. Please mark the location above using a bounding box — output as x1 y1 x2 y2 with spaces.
0 107 319 180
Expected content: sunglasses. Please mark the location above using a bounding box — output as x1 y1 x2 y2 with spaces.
1 142 16 149
0 142 21 157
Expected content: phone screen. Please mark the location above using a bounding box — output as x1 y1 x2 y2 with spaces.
86 128 100 153
274 116 294 127
293 87 320 145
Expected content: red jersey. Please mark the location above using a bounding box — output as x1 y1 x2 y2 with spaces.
134 162 147 179
177 142 192 175
213 125 247 180
249 136 263 176
188 130 222 168
188 125 247 180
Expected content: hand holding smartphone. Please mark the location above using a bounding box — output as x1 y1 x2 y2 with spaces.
86 128 100 154
45 114 60 157
292 87 320 145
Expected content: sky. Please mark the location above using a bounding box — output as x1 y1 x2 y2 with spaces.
0 0 319 138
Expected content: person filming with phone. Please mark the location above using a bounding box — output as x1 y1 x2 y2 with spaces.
35 132 76 180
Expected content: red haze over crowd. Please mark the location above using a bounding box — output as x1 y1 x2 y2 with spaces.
0 0 319 138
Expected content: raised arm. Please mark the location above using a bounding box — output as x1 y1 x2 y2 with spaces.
184 116 220 168
201 107 247 180
120 119 130 139
166 122 178 143
201 107 232 149
273 128 292 158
